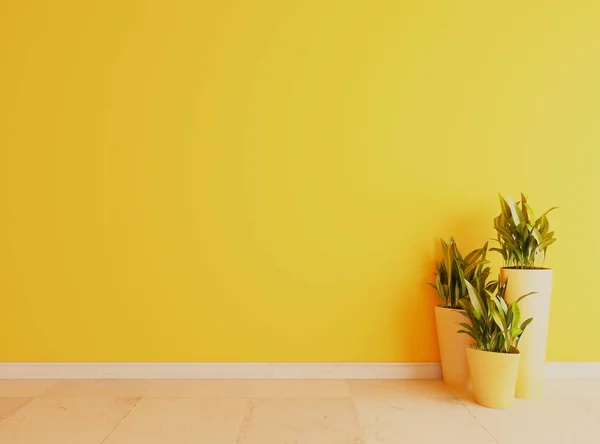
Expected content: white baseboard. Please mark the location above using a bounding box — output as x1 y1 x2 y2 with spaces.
0 362 597 380
0 363 440 380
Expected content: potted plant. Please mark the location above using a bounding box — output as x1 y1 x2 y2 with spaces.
492 193 557 399
459 279 533 409
428 238 491 389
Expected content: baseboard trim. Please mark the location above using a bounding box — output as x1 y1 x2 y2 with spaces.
0 363 440 380
0 362 597 380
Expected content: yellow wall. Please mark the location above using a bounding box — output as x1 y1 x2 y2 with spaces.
1 1 599 362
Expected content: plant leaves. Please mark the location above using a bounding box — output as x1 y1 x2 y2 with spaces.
493 194 557 267
464 259 489 275
520 317 534 331
505 195 523 226
516 292 536 304
511 301 520 329
490 304 506 331
465 280 485 319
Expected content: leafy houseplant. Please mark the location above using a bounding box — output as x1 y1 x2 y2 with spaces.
459 280 533 354
492 193 557 269
492 193 557 400
428 238 491 389
429 237 491 309
459 279 533 409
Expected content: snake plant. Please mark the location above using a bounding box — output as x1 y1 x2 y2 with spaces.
492 193 557 269
458 279 533 353
428 238 492 309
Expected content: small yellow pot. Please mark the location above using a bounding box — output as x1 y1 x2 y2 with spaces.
466 346 520 409
434 306 474 389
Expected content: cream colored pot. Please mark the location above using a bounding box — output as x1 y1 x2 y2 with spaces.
501 268 553 399
467 346 520 409
434 306 474 389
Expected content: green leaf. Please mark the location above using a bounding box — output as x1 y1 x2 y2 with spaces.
505 195 523 226
534 207 559 227
511 302 520 329
531 227 542 244
490 304 506 331
498 294 508 313
453 280 460 308
520 317 534 331
516 292 536 304
458 322 474 332
464 259 489 275
485 280 499 294
457 330 477 341
490 293 505 315
490 333 499 351
463 247 481 264
538 237 557 250
490 247 507 261
444 241 453 297
511 327 523 340
523 203 535 224
498 193 512 220
465 280 485 319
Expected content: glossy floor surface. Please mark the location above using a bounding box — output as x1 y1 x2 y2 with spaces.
0 379 598 443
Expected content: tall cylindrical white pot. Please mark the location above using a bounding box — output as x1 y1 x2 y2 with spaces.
434 306 474 390
501 268 553 399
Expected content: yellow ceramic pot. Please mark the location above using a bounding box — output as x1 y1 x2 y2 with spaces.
501 268 553 399
434 306 474 390
467 346 520 409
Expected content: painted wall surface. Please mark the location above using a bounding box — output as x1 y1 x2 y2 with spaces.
1 1 599 362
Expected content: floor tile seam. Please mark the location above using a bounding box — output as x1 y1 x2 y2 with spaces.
0 396 38 429
348 396 368 444
234 399 256 444
99 397 142 444
460 401 500 444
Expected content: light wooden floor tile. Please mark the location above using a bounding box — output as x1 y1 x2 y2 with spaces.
0 396 139 444
543 379 600 398
0 379 597 442
582 397 600 421
0 398 33 421
42 379 154 398
104 397 247 444
0 380 56 398
354 397 496 444
464 396 600 444
148 379 351 398
237 398 364 444
348 379 456 405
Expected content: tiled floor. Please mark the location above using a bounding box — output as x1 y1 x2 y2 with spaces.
0 379 598 443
